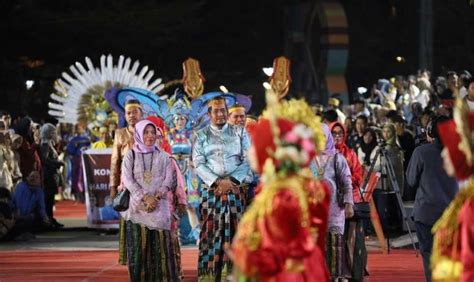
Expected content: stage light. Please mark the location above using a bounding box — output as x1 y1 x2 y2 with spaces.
396 56 405 63
25 80 35 90
219 85 229 93
357 87 368 94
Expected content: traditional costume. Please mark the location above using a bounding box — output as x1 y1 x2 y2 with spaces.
110 100 143 265
120 120 180 281
311 124 353 280
231 96 330 281
431 98 474 282
330 121 367 281
192 97 252 281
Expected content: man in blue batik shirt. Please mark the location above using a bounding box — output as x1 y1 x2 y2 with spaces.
193 96 252 281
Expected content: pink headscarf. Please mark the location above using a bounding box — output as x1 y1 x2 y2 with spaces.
322 123 336 156
133 120 158 153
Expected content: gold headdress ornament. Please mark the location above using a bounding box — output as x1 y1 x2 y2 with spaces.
124 100 143 111
182 58 205 99
262 92 326 154
207 97 227 109
228 103 246 114
269 56 292 100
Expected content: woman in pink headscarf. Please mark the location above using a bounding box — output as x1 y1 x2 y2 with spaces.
120 119 181 281
310 124 354 281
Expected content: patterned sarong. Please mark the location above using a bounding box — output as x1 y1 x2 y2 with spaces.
326 232 350 280
198 184 246 281
125 221 180 282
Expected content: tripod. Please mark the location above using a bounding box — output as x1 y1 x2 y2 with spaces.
362 143 418 255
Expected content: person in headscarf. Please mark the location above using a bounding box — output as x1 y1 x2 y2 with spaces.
147 115 187 280
39 123 64 228
381 123 404 195
310 123 353 281
120 119 181 281
231 98 330 281
330 121 367 281
357 128 380 169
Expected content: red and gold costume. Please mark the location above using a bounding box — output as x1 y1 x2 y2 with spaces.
431 97 474 282
231 97 330 281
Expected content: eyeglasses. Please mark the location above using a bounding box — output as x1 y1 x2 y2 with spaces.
331 131 343 137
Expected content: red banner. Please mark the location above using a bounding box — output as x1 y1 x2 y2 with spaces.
82 149 119 229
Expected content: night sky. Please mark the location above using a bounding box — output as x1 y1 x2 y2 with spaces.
1 0 473 121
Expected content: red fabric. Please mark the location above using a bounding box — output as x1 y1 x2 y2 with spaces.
459 199 474 282
247 118 316 174
438 111 474 181
330 122 363 202
146 116 172 154
247 119 293 174
18 140 41 179
232 179 330 281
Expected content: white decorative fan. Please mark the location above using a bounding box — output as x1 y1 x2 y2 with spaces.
48 54 164 124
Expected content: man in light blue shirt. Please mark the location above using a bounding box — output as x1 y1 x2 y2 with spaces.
193 96 251 281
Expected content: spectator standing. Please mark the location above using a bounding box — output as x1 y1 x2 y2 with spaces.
39 123 64 228
406 116 458 282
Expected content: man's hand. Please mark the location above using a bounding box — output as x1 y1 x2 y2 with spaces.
345 203 354 219
218 178 238 195
109 186 118 198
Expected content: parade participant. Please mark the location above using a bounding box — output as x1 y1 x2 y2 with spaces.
405 116 458 282
147 115 187 280
39 123 64 228
167 110 200 245
109 99 143 265
311 124 354 281
120 119 180 281
66 122 90 202
431 103 474 281
231 97 330 281
227 103 247 127
192 96 252 281
330 121 367 281
245 115 258 130
91 127 113 149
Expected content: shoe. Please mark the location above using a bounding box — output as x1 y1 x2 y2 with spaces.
52 219 64 228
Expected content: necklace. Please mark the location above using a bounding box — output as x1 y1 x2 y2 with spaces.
314 155 330 176
142 152 154 185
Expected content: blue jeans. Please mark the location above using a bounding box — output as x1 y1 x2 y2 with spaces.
415 221 433 282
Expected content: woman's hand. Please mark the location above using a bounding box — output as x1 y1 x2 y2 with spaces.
143 195 158 212
345 203 354 218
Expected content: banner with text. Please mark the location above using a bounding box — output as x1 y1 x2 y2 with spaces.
82 148 120 229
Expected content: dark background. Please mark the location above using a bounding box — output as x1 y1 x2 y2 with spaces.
1 0 473 121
